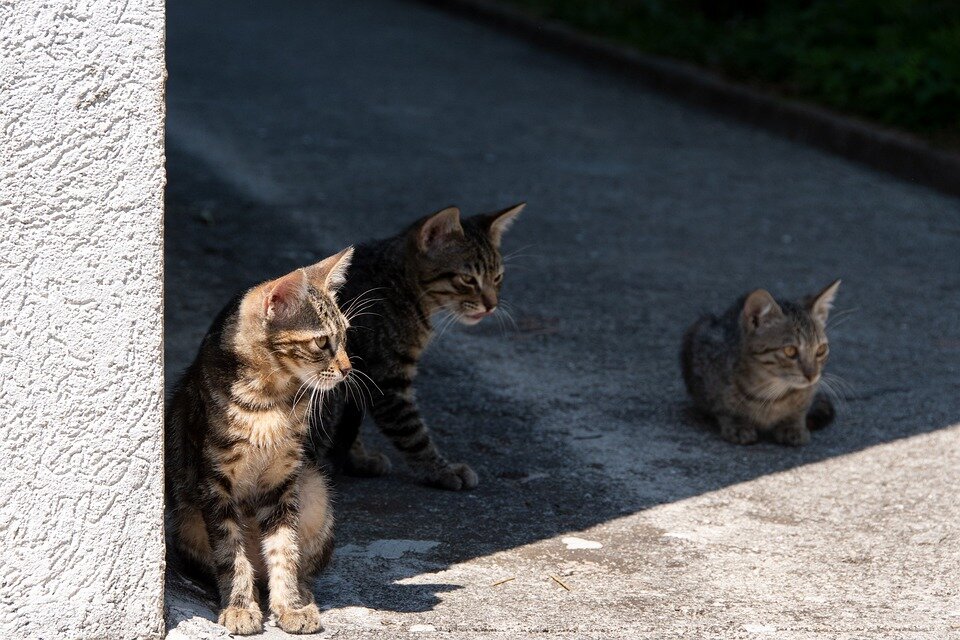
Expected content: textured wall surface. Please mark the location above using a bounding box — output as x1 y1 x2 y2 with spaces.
0 0 165 638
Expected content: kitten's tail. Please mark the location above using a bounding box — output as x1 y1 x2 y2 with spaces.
806 392 836 431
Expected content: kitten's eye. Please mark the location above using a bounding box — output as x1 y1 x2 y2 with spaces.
314 336 329 350
816 344 829 357
783 345 799 358
493 273 503 285
457 274 478 287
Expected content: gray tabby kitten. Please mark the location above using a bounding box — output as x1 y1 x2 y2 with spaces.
681 280 840 446
311 203 523 490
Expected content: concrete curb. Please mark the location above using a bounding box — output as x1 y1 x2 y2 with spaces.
416 0 960 197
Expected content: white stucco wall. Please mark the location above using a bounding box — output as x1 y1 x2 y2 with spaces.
0 1 166 638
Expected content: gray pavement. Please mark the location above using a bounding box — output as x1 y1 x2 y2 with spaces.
163 0 960 637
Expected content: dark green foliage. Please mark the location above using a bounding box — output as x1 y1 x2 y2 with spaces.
505 0 960 139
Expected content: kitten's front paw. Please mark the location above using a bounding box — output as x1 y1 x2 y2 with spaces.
346 450 392 477
276 603 323 634
806 393 836 431
218 605 263 635
426 463 478 491
720 422 758 445
775 424 811 446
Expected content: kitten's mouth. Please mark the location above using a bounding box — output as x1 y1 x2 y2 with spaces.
462 310 493 324
789 377 820 389
311 377 341 391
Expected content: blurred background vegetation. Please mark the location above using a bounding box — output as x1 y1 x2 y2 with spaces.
504 0 960 145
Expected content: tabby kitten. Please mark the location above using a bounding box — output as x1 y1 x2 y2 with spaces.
165 248 354 635
681 280 841 446
311 203 523 490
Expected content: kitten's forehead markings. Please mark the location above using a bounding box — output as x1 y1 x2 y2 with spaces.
280 330 325 343
307 285 327 305
307 287 346 327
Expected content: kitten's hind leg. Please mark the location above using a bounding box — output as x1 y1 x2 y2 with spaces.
806 392 836 431
718 415 759 445
297 467 335 611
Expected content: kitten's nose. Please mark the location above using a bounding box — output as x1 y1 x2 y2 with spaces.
481 290 497 312
334 348 352 377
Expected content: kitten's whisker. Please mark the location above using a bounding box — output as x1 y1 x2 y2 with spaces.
434 316 452 341
498 298 521 314
310 383 333 443
819 373 853 415
343 376 360 409
737 379 789 416
496 306 520 333
343 375 367 412
341 287 388 317
266 349 295 376
826 307 860 330
343 371 362 406
416 288 439 305
342 358 379 405
348 377 372 409
494 310 506 336
502 254 540 265
294 372 320 431
441 312 460 338
821 372 853 394
349 375 373 410
292 380 311 407
351 368 383 398
825 316 856 331
817 378 847 417
501 264 535 272
828 306 860 320
291 373 322 418
353 371 375 404
345 298 385 320
502 243 539 261
432 309 458 342
347 311 384 321
348 292 385 307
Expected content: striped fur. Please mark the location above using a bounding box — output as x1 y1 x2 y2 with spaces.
310 203 523 490
681 280 841 446
165 249 353 635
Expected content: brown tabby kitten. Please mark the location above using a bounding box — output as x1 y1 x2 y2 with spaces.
311 203 524 490
681 280 841 446
165 248 354 635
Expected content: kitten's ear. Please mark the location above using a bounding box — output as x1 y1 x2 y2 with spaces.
264 268 308 321
417 206 463 252
807 279 841 326
307 246 354 293
484 202 525 246
741 289 783 331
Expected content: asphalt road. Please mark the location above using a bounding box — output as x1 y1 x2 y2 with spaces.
163 0 960 638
